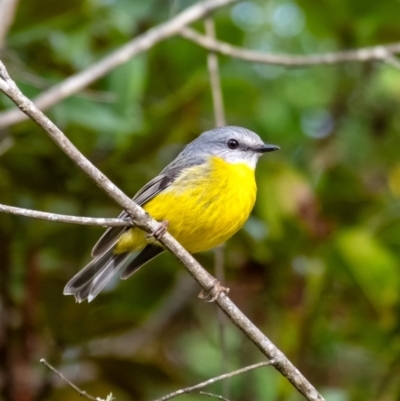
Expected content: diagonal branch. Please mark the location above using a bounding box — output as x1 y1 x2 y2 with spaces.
0 61 324 401
181 27 400 66
0 0 237 130
40 359 111 401
0 203 129 226
151 361 272 401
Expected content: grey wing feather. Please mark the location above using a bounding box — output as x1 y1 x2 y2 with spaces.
84 252 130 302
91 152 206 257
121 244 165 280
91 210 129 257
91 168 183 258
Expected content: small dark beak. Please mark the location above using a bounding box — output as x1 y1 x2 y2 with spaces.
256 144 280 153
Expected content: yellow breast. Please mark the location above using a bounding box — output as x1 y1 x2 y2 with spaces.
115 156 257 254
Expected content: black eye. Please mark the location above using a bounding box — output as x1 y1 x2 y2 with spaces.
227 139 239 149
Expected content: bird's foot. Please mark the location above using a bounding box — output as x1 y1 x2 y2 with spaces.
198 280 230 302
146 220 169 240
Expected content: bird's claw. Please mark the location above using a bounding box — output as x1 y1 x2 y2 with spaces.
146 220 169 240
198 280 230 302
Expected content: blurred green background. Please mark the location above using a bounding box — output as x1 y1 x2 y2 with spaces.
1 0 400 400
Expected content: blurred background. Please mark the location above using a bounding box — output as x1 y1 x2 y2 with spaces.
1 0 400 400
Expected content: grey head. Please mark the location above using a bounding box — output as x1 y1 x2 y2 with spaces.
176 126 279 169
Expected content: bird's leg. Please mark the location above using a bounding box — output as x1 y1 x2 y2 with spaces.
146 220 169 240
198 279 230 302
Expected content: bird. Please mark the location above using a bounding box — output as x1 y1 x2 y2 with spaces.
63 126 279 302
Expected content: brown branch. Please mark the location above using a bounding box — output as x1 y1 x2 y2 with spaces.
151 362 272 401
0 203 130 227
0 0 237 130
0 61 324 401
0 0 20 48
181 27 400 67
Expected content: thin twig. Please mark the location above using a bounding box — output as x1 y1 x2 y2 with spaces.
0 0 237 130
0 61 325 401
0 203 130 226
39 359 110 401
199 391 232 401
181 27 400 66
151 361 272 401
0 0 20 48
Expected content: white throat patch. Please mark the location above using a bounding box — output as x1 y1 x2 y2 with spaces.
219 152 258 169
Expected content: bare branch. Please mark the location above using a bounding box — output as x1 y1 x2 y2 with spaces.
181 27 400 67
199 392 232 401
0 0 20 48
0 0 237 130
0 61 324 401
39 359 111 401
151 362 272 401
0 203 129 227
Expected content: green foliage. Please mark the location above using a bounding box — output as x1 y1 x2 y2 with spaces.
1 0 400 400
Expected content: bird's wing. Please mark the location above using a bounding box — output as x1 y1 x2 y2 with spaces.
91 167 184 257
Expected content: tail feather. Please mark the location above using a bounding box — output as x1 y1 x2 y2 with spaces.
63 248 129 303
86 253 129 302
64 243 165 302
121 244 164 280
64 247 114 292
